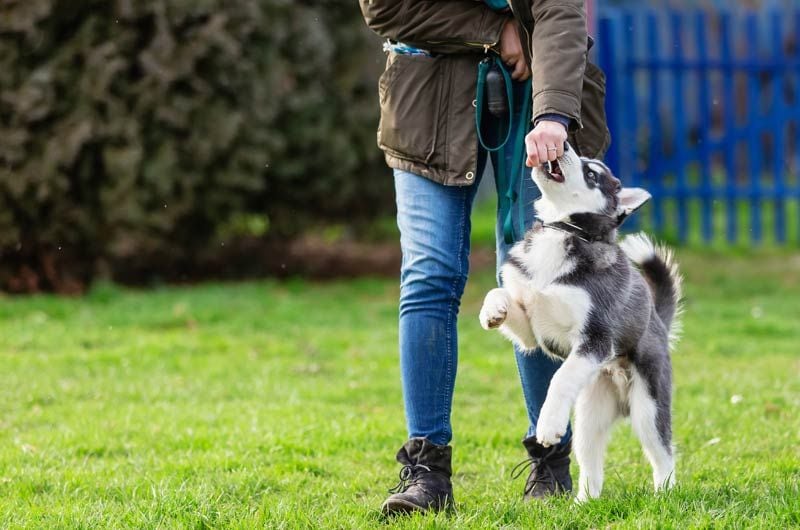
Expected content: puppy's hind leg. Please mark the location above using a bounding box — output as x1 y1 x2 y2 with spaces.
574 373 620 502
629 369 675 491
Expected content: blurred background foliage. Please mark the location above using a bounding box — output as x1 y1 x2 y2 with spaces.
0 0 390 292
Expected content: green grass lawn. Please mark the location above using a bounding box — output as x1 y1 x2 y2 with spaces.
1 248 799 528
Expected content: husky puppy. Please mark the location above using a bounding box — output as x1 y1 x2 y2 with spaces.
479 143 681 501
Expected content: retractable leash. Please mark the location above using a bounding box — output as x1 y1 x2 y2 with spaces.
475 55 532 244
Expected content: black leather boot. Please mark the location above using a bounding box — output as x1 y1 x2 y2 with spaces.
381 437 454 515
511 436 572 499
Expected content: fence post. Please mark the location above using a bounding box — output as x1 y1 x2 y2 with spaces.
770 12 787 243
745 13 763 244
598 16 621 177
695 10 714 242
720 12 738 243
646 11 664 235
670 11 689 242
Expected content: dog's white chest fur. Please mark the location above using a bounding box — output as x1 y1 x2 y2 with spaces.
510 230 574 291
516 231 573 290
499 231 591 356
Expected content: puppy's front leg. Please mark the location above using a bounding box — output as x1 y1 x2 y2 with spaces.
535 348 603 447
479 288 537 351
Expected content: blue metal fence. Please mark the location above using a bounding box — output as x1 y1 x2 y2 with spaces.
596 8 800 244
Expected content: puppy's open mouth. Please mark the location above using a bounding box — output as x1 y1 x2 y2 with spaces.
541 159 565 183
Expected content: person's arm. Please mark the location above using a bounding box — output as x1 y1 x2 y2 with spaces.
524 0 587 167
529 0 587 128
359 0 509 55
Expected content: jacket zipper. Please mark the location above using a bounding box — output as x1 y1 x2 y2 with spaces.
426 40 499 54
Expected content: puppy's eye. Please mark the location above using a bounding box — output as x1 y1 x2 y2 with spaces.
587 171 597 181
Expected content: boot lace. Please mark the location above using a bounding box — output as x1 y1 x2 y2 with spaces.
388 464 431 494
510 445 562 495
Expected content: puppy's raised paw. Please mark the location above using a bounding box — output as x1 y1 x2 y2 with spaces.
479 288 510 330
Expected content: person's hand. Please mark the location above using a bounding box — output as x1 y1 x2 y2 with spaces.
499 19 530 81
525 120 567 167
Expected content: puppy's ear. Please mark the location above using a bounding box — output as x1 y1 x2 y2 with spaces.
616 187 651 225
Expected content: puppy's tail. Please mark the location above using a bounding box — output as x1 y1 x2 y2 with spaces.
620 233 683 348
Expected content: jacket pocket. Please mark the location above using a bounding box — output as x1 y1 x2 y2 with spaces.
572 61 611 159
378 52 444 165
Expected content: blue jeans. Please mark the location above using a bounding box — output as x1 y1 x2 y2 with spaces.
395 170 572 446
394 81 571 447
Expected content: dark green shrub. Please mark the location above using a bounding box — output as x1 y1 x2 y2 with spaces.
0 0 390 292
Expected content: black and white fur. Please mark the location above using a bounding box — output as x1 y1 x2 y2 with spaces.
479 144 682 501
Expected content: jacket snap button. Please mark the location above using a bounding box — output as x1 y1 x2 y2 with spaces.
465 171 475 180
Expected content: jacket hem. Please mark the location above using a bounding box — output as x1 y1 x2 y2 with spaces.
383 152 475 187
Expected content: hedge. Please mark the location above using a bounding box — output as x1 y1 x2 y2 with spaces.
0 0 390 292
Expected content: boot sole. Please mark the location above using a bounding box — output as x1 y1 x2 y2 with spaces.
381 498 455 517
381 498 425 516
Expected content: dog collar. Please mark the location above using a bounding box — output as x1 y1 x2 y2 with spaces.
540 213 618 243
541 221 592 243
